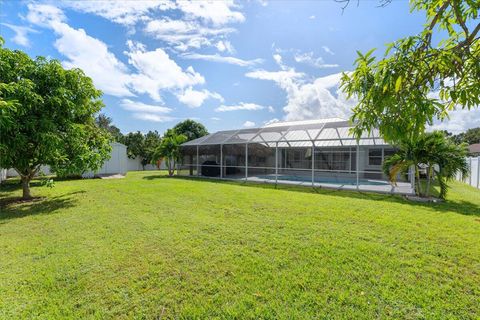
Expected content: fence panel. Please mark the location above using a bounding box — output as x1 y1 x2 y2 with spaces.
456 157 480 189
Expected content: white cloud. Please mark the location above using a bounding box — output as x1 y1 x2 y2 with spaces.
245 69 304 90
281 73 355 121
61 1 245 52
273 54 283 65
294 51 339 69
27 4 134 97
264 118 280 126
120 99 173 114
243 121 256 128
60 1 175 26
216 40 235 53
272 53 288 70
1 23 38 47
176 0 245 25
215 102 269 112
258 0 269 7
267 106 275 113
144 18 236 51
426 82 479 133
309 15 316 19
247 67 355 121
211 117 221 121
122 99 175 123
133 113 174 122
62 0 243 27
176 87 224 108
182 53 263 67
125 40 204 101
322 46 335 55
25 4 65 27
27 4 206 102
430 109 480 134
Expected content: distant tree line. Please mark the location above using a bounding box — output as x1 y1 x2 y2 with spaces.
441 127 480 146
95 115 208 170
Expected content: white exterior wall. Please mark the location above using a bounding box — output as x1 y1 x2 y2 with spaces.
127 156 167 171
3 143 129 180
83 142 127 177
5 165 52 178
456 157 480 189
98 142 127 175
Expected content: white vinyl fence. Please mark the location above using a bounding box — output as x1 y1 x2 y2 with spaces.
0 169 7 183
127 156 167 171
456 157 480 189
1 142 128 180
0 142 169 183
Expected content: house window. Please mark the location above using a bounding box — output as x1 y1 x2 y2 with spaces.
315 148 352 171
384 149 396 159
368 149 382 166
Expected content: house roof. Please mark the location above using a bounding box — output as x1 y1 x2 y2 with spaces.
469 143 480 154
182 118 389 147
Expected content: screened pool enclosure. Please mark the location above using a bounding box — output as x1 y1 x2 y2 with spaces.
179 119 414 194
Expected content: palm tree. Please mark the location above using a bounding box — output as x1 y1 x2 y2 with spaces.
383 131 468 199
425 132 469 199
152 130 187 176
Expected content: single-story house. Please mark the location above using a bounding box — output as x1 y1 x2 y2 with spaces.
178 118 414 195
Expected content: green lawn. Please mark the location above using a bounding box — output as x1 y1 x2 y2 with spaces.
1 171 479 319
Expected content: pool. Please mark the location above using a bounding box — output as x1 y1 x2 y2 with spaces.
258 174 390 186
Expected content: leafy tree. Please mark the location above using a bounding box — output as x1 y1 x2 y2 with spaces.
383 131 468 199
341 0 479 143
122 131 162 169
451 127 480 145
0 43 111 199
143 130 162 168
95 113 123 142
0 38 18 129
123 131 145 159
173 119 208 142
152 130 187 176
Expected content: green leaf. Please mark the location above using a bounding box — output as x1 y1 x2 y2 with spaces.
395 76 402 93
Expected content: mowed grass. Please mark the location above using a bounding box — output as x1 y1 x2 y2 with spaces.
0 171 479 319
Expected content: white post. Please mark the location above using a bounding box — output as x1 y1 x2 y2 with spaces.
245 143 248 181
477 156 480 189
275 142 278 185
349 147 352 174
469 157 472 186
196 145 199 176
220 144 223 179
410 165 415 190
381 147 384 170
356 142 359 189
311 142 315 187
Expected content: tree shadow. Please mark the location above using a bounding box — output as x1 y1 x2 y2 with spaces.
142 175 173 180
142 174 480 217
0 191 83 223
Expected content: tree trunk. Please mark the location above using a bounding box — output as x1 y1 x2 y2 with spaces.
167 158 174 176
21 176 32 200
415 166 423 196
425 165 432 197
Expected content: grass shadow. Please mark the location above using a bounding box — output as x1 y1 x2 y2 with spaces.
143 174 480 217
142 174 175 180
0 191 83 223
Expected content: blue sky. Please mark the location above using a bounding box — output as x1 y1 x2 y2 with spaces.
1 0 477 134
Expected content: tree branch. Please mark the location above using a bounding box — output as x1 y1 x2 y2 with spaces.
14 168 26 179
452 0 469 37
423 1 451 50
